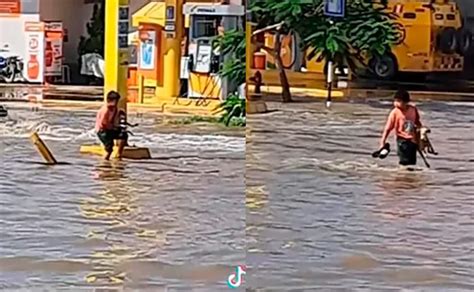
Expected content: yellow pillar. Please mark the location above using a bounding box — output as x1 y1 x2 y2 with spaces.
245 8 251 101
162 0 184 98
104 0 130 111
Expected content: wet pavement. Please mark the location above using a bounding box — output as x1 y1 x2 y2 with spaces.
0 102 245 291
1 94 473 291
246 99 474 291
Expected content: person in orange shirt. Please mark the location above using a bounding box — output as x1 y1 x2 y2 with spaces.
95 91 128 160
379 89 422 166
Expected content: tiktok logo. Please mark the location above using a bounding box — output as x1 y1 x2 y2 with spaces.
227 265 246 289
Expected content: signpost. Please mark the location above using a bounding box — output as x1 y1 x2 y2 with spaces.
324 0 345 18
324 0 345 108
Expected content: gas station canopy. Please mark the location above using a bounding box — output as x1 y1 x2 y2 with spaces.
132 2 166 27
183 3 245 16
132 2 245 30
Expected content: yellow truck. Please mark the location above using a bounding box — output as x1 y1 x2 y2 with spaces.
259 0 471 80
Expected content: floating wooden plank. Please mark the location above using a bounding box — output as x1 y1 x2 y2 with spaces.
80 144 152 160
30 131 58 164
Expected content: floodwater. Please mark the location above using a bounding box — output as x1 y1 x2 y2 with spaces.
246 99 474 291
0 102 245 291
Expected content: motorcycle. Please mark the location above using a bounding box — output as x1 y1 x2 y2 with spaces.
0 51 25 83
0 105 8 117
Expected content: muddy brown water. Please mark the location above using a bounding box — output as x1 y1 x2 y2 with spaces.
0 103 245 291
246 99 474 291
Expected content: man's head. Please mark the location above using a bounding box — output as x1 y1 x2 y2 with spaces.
106 91 120 109
393 89 410 109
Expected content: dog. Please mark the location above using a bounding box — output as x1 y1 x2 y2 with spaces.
418 127 438 155
117 110 138 146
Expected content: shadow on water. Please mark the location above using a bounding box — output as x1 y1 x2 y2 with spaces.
0 106 245 290
246 100 474 291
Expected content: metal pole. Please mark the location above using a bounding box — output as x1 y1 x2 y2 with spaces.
245 0 251 103
326 60 333 108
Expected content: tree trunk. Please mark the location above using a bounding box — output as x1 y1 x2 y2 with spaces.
274 30 292 102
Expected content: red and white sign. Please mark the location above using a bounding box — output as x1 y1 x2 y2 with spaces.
44 21 63 77
0 0 21 15
24 21 45 83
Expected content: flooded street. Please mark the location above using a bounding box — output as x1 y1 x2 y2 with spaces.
246 100 474 291
0 103 245 291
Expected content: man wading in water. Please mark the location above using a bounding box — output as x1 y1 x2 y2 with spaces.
379 89 423 167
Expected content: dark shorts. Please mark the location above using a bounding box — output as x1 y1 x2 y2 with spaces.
397 138 417 166
97 129 128 152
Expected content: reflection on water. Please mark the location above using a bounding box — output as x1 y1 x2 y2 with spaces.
246 100 474 291
82 161 144 287
0 103 245 290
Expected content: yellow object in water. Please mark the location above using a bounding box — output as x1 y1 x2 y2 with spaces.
80 144 152 160
30 132 57 164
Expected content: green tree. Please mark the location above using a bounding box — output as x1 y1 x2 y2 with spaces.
214 29 246 126
217 29 246 86
250 0 403 102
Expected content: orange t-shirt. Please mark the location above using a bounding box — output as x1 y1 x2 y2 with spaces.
95 105 117 132
384 105 421 142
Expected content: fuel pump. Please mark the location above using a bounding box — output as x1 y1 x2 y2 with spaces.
190 37 220 74
183 3 244 100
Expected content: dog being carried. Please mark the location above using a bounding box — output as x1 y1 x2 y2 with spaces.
417 127 438 156
377 89 439 168
117 109 138 147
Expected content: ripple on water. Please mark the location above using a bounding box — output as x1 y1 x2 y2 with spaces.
246 101 474 290
0 106 245 290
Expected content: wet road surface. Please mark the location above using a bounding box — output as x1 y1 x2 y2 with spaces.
0 103 245 291
246 99 474 291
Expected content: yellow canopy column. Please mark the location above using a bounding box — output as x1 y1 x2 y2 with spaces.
246 7 251 101
80 0 151 160
162 0 184 98
104 0 130 110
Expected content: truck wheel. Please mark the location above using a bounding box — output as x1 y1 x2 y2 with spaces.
437 28 457 54
370 55 397 80
456 29 472 55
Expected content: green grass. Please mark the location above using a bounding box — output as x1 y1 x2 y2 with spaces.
228 117 246 127
166 116 220 125
166 115 245 127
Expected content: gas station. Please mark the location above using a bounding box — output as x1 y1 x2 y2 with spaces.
114 0 245 114
80 0 245 159
0 0 244 108
129 1 244 104
0 0 245 161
